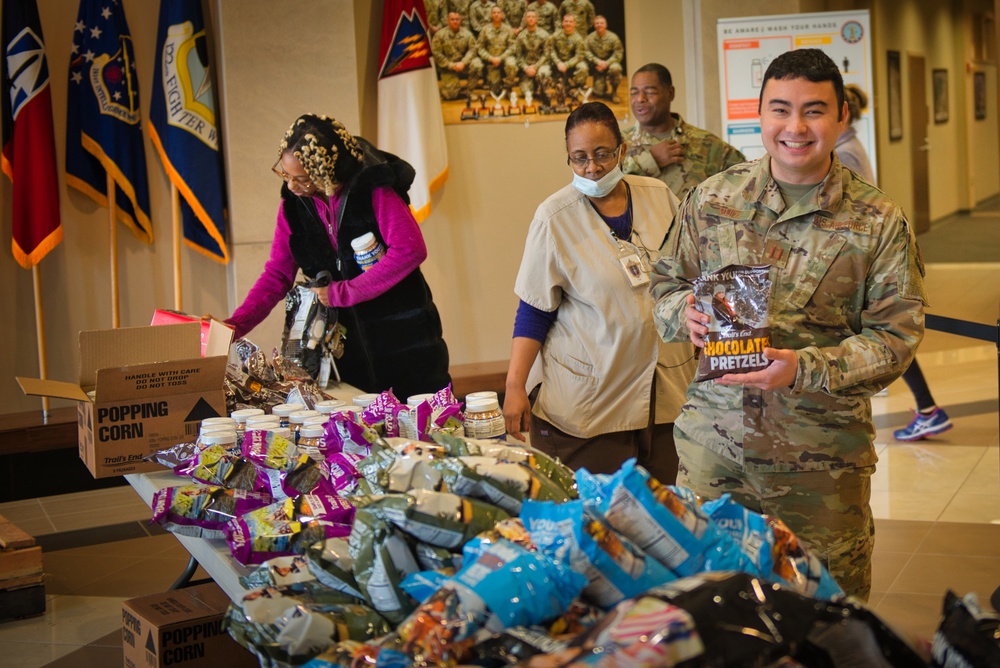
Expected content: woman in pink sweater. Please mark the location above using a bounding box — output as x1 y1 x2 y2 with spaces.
227 114 450 399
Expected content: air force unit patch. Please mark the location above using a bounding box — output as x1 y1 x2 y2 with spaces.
159 21 216 149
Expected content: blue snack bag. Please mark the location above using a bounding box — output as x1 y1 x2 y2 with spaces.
521 498 675 608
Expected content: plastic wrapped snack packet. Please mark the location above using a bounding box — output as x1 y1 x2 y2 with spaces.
691 263 772 381
240 555 316 589
360 389 402 436
304 537 365 601
185 444 273 495
349 507 423 624
521 498 676 609
151 484 272 539
380 538 587 668
223 581 390 666
366 488 510 550
578 460 753 576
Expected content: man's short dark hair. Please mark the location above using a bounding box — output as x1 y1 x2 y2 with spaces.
757 49 845 120
634 62 672 88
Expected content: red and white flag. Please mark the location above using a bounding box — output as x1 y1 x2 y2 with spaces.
1 0 62 268
378 0 448 222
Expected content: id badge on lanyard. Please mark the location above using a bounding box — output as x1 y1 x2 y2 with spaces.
614 238 650 287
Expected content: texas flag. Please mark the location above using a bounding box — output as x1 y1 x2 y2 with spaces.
378 0 448 222
1 0 62 269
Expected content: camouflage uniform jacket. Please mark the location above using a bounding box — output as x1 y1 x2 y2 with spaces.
523 1 558 33
423 0 444 31
478 22 516 60
431 26 477 68
515 26 550 66
469 0 497 34
499 0 526 29
445 0 472 27
624 114 745 199
649 154 927 473
546 30 585 68
559 0 594 33
584 30 623 65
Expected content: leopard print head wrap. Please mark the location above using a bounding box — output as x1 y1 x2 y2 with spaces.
277 114 364 196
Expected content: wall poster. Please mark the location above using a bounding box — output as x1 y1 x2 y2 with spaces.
717 10 877 181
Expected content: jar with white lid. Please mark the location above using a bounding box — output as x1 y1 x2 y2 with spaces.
314 399 347 414
199 431 237 448
352 394 379 409
406 393 435 407
464 391 498 404
351 232 386 271
271 403 305 427
230 408 265 424
297 424 327 457
463 396 506 441
289 410 322 443
202 417 237 429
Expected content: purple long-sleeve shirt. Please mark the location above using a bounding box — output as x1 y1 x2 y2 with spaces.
227 186 426 340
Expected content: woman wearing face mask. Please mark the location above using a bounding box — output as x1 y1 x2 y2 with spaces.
502 102 696 483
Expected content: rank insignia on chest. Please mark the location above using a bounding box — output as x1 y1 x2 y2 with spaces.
763 239 790 267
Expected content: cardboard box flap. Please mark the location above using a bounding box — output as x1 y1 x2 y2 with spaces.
79 323 201 387
16 377 90 402
95 355 229 402
205 318 234 357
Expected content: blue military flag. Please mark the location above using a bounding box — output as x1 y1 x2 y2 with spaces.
148 0 228 263
66 0 152 243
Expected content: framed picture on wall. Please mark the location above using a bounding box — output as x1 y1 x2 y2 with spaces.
974 71 987 120
933 68 949 123
887 50 903 140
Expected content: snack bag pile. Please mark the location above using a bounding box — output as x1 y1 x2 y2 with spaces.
144 391 924 667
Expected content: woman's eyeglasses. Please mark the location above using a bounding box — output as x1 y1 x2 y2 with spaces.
567 144 621 168
271 161 315 187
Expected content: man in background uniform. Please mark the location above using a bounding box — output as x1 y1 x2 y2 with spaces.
624 63 745 199
546 13 588 96
432 11 483 99
649 49 927 601
469 0 497 36
584 15 623 103
558 0 594 34
514 8 551 101
478 5 518 95
522 0 558 34
499 0 526 34
423 0 444 34
444 0 472 28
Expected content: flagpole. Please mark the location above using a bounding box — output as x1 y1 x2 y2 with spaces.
31 266 51 419
107 172 120 328
172 184 182 310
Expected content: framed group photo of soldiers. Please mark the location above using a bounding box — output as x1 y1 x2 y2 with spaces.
425 0 627 124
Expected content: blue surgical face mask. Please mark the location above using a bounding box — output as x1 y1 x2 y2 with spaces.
571 157 624 198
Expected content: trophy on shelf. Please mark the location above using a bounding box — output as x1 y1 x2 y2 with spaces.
478 93 489 116
489 89 506 116
507 90 521 115
580 86 593 104
547 80 572 114
522 90 537 114
460 93 479 120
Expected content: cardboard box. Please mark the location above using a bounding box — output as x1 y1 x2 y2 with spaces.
0 514 45 623
150 310 234 357
122 582 257 668
16 322 231 478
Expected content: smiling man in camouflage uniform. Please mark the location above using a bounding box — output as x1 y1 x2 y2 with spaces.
514 8 550 101
624 63 744 199
649 49 927 601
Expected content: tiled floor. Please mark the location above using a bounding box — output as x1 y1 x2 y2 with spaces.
0 247 997 666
